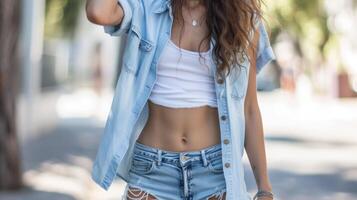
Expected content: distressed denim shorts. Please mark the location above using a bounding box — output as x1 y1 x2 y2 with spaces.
122 141 227 200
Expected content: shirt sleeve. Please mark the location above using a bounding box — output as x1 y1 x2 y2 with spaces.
255 19 276 75
103 0 133 36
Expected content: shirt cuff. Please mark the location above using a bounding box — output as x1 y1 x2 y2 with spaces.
103 0 132 36
256 46 275 74
255 20 276 75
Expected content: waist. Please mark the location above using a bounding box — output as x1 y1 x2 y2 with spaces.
133 142 222 166
137 100 221 151
147 99 219 126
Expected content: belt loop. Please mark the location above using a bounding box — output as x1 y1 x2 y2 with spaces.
200 149 208 167
157 149 162 166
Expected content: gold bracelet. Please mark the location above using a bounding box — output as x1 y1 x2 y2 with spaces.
253 190 274 200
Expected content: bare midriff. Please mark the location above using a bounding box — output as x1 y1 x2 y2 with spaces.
136 99 221 152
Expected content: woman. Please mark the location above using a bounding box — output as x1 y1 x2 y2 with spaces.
86 0 275 199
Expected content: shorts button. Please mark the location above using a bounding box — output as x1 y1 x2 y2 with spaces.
223 139 230 144
224 162 230 168
181 154 189 161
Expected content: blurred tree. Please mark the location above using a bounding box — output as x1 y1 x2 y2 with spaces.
0 0 22 190
265 0 331 75
45 0 84 38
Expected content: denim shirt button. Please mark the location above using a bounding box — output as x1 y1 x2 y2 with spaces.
216 78 224 84
224 162 231 168
145 44 153 51
223 139 230 144
220 115 227 121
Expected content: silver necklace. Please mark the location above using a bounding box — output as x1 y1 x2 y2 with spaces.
186 6 205 27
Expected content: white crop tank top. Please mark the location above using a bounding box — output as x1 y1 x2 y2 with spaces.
148 39 218 108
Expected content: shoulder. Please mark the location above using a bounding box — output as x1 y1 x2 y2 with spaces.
103 0 161 37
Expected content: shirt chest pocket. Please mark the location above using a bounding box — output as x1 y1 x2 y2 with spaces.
122 24 154 76
229 65 249 100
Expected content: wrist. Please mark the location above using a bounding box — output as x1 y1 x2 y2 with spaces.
254 182 274 200
253 190 274 200
257 182 272 192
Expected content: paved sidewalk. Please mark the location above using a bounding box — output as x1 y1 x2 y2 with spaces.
243 90 357 200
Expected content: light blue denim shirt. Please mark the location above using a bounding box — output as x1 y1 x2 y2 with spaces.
91 0 275 199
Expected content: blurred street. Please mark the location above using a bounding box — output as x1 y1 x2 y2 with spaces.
246 90 357 200
0 89 356 200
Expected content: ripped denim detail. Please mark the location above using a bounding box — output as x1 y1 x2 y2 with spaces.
206 188 227 200
122 184 160 200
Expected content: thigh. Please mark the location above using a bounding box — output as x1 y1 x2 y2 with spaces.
125 153 182 199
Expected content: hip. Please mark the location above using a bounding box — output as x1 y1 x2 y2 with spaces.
124 141 227 200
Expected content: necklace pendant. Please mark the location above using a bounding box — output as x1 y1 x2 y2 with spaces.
192 20 198 27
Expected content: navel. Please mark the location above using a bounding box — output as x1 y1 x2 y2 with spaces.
181 136 188 144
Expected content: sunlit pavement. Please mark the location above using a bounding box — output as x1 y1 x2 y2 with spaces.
244 89 357 200
0 88 356 200
0 88 126 200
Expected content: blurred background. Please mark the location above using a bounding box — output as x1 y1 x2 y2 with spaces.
0 0 356 200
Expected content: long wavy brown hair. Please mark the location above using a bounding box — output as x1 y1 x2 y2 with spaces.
171 0 263 83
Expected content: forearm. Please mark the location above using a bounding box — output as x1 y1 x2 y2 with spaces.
86 0 123 25
244 104 272 191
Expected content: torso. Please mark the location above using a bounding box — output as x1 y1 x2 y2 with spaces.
137 3 221 152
